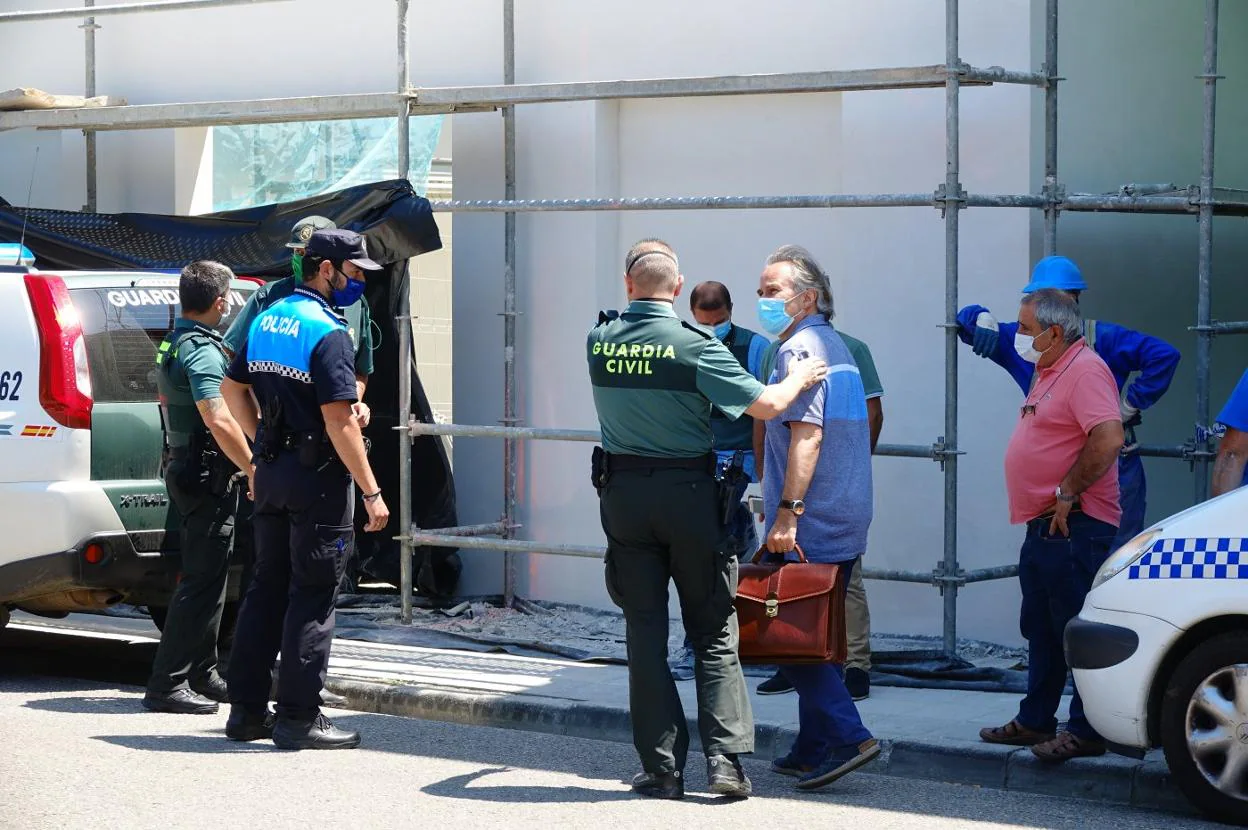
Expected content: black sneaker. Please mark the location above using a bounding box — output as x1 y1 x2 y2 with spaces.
630 770 684 800
225 707 276 742
191 675 229 704
845 667 870 701
707 754 752 798
756 671 794 695
142 688 218 715
272 714 361 750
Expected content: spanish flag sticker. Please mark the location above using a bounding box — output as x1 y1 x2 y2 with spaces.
21 425 57 438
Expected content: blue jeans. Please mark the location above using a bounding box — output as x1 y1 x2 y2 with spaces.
1114 452 1146 551
1016 512 1117 739
779 558 873 765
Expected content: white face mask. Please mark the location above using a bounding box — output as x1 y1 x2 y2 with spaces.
1014 329 1054 364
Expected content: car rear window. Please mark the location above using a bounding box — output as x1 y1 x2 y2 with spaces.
70 283 257 403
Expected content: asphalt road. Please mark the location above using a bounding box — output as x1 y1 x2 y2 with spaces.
0 620 1225 830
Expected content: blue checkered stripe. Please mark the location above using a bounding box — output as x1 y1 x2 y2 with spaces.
1128 538 1248 580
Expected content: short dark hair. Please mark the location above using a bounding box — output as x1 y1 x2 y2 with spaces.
689 281 732 312
179 260 233 313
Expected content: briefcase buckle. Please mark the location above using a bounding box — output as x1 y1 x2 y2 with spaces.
765 596 779 618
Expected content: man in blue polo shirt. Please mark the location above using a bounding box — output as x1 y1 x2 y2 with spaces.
757 244 879 791
1213 368 1248 497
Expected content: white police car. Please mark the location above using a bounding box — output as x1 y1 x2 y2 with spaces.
1066 485 1248 825
0 245 256 635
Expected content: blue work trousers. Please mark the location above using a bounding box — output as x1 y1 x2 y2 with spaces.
1016 512 1117 739
779 557 873 765
1113 452 1146 551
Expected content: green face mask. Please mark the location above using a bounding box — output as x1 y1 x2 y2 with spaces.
291 252 303 282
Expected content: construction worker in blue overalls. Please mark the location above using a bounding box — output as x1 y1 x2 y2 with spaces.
956 256 1181 549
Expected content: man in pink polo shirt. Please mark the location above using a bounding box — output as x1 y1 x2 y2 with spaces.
979 288 1124 762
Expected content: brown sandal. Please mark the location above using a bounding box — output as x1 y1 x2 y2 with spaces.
1031 731 1106 762
979 719 1055 746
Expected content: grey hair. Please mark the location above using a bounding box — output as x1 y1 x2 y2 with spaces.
1022 288 1084 343
765 244 834 319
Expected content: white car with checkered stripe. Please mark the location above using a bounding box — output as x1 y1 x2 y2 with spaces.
1066 485 1248 825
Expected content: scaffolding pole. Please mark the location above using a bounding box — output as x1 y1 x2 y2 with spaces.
0 0 294 23
1042 0 1059 255
398 313 414 624
939 0 962 656
501 0 519 608
1194 0 1220 503
396 0 410 179
82 0 98 212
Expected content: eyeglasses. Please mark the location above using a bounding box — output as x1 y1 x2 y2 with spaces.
1020 403 1038 418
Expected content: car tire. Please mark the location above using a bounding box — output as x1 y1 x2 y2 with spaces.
1161 630 1248 827
147 601 239 650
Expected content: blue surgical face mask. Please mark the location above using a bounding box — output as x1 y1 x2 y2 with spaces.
331 269 367 307
757 297 794 336
713 321 732 340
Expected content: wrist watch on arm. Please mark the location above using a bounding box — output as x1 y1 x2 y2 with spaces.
1055 485 1077 504
779 499 806 515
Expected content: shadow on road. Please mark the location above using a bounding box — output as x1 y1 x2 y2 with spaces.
420 768 641 804
94 734 272 754
24 695 142 715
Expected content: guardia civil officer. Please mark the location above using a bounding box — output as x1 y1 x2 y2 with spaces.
220 229 390 749
588 238 829 799
223 215 368 709
143 261 255 715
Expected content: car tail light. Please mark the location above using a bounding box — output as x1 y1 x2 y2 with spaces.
83 543 105 564
24 274 93 429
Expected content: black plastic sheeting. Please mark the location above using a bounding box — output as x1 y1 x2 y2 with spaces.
0 180 461 595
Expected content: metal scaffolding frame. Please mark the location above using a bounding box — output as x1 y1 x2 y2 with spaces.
0 0 1241 655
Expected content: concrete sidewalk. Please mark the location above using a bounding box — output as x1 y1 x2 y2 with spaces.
322 637 1190 815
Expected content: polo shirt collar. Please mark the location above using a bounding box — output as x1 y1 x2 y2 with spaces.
294 285 335 313
1037 337 1088 377
626 299 678 318
789 313 830 337
173 318 220 339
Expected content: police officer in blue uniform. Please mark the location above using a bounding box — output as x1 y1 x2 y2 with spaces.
957 256 1181 549
220 229 390 749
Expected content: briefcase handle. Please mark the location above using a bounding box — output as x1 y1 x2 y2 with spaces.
749 544 808 565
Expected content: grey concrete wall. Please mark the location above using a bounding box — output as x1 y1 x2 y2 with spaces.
1029 0 1248 526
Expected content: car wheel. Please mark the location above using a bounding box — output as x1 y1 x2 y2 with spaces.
146 602 238 651
1161 631 1248 826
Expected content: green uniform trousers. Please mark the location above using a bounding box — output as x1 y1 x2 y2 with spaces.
147 458 237 694
600 466 754 774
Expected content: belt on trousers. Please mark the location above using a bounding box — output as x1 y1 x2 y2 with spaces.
607 452 714 473
1027 504 1082 527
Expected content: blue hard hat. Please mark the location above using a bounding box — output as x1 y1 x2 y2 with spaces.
1022 255 1087 293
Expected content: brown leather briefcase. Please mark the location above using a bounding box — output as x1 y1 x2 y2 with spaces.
735 545 846 664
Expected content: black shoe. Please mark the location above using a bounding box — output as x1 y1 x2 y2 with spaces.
795 739 882 791
142 688 219 715
320 688 348 708
191 675 229 704
225 707 276 742
756 672 795 695
845 667 870 702
272 714 361 750
707 754 752 798
630 770 684 800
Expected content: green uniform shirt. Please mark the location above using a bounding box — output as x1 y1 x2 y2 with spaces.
155 319 229 447
223 276 374 377
762 326 883 399
587 300 764 457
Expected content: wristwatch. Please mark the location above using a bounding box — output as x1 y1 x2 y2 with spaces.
779 499 806 516
1055 485 1077 504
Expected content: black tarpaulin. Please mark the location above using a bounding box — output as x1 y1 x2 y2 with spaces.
0 180 461 596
